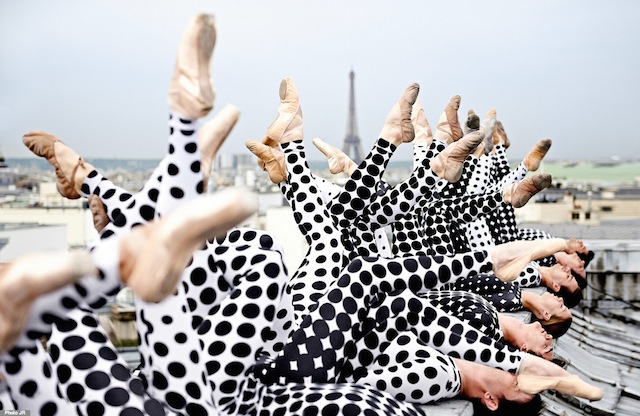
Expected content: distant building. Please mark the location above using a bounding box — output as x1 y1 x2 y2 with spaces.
0 223 67 261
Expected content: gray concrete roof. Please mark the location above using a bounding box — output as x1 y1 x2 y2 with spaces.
519 221 640 240
541 309 640 416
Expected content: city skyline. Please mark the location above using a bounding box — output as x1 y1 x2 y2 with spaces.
2 1 640 162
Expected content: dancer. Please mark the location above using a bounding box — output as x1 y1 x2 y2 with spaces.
254 250 602 405
308 103 553 260
445 272 574 337
245 78 602 407
7 14 450 416
8 15 603 413
253 83 559 362
3 204 602 414
466 121 590 290
0 187 257 413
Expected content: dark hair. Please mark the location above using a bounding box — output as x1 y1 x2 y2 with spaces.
571 270 587 289
554 285 583 309
473 394 544 415
578 250 595 267
538 315 573 338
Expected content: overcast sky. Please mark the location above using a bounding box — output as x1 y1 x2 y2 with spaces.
2 0 639 162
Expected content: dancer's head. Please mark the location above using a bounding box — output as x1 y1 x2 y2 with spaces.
482 375 535 411
457 359 535 411
542 263 583 307
519 321 554 361
572 269 588 289
539 316 572 338
544 264 579 293
578 250 595 267
554 285 583 309
473 393 543 416
548 264 583 308
533 292 573 337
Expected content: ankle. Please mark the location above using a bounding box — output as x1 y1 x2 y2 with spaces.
473 142 485 158
414 136 430 147
279 109 303 144
379 124 404 146
531 238 567 260
73 162 93 195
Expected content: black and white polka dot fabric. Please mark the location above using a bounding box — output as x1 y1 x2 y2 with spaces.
256 253 525 405
444 273 524 313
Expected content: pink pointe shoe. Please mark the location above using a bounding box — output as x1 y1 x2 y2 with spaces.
431 129 484 182
411 99 433 146
517 374 604 401
312 137 358 176
120 187 258 303
263 78 303 146
245 140 287 184
502 173 552 208
523 139 552 172
168 13 217 119
88 194 110 232
434 95 463 143
379 83 420 145
199 104 241 186
22 131 92 199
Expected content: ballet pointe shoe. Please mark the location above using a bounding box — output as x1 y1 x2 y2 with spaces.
493 120 511 149
120 188 258 303
264 78 303 146
464 109 480 135
434 95 463 144
0 250 97 353
378 83 420 145
502 173 552 208
491 238 569 281
199 104 241 186
168 14 216 119
411 99 433 146
245 140 286 184
430 129 484 182
312 137 358 176
88 194 110 233
523 139 552 171
482 109 496 154
517 374 603 400
22 131 93 199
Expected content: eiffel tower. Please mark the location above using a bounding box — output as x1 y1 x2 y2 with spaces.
342 70 364 164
